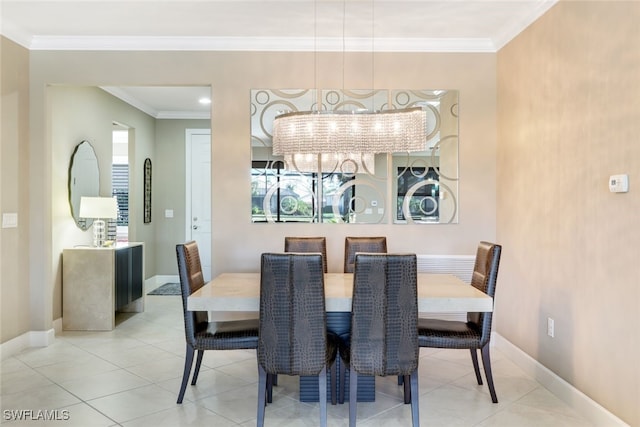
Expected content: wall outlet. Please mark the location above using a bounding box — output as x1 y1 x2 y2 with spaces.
2 213 18 228
547 317 555 338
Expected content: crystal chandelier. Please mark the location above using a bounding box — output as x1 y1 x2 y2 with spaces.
271 0 427 169
272 107 427 168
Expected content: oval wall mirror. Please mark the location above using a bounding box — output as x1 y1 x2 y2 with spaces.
68 140 100 230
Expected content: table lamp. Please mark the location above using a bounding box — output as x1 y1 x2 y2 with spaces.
79 196 118 247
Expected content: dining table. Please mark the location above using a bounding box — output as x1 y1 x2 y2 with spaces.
188 272 493 402
188 272 492 313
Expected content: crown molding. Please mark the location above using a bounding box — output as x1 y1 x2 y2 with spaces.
101 86 209 120
100 86 158 118
156 111 211 120
1 0 558 53
19 35 499 53
1 21 32 49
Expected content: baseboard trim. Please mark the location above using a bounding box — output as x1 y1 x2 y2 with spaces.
0 329 56 360
493 333 628 427
2 276 178 359
53 317 62 335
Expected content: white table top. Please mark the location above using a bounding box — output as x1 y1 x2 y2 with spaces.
188 272 493 313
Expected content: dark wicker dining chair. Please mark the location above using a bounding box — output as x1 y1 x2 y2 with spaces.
339 236 389 402
175 241 259 404
257 253 338 427
343 236 387 273
417 241 502 403
339 253 420 427
280 237 329 387
284 236 328 273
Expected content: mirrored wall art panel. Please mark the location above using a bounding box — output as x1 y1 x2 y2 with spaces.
392 90 459 224
250 89 458 224
251 89 318 223
318 89 389 224
68 140 100 230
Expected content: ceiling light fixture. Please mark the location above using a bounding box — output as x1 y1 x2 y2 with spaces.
273 107 427 154
271 1 427 171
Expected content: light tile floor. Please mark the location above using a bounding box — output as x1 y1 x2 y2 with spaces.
1 289 595 426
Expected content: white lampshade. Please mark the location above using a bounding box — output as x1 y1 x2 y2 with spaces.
79 197 118 219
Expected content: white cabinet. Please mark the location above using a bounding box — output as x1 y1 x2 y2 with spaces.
63 242 144 331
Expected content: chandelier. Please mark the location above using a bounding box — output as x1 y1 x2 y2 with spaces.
272 107 427 171
270 0 428 170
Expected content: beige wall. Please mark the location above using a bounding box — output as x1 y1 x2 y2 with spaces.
208 52 497 274
20 49 496 338
0 38 31 342
49 86 157 320
497 2 640 425
2 47 496 348
2 46 496 341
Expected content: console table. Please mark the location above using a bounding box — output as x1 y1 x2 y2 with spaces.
63 242 144 331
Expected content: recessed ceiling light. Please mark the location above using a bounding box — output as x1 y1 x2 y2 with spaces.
199 97 211 105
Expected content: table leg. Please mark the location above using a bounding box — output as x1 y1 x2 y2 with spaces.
299 312 375 403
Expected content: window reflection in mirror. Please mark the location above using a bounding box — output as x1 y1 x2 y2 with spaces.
392 90 459 224
251 160 358 223
251 160 317 223
396 166 440 222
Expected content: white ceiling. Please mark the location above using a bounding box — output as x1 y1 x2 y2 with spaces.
1 0 556 118
101 86 213 119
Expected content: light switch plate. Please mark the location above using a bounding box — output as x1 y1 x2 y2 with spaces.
2 213 18 228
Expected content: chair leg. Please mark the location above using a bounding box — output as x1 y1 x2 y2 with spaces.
319 366 328 427
330 362 337 405
339 359 347 404
257 365 267 427
403 375 411 404
266 373 273 404
177 345 194 404
410 371 420 427
481 345 498 403
470 348 483 385
349 368 358 427
191 349 205 385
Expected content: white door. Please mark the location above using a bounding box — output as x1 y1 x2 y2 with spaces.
186 129 212 281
